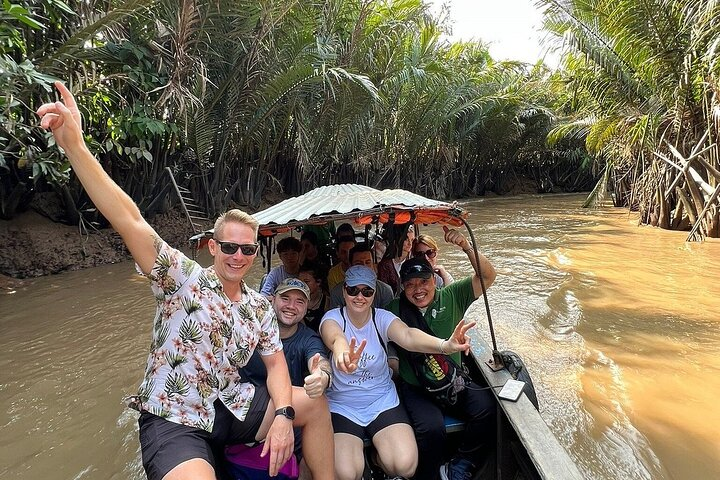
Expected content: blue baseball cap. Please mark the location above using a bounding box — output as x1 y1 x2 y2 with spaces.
344 265 376 289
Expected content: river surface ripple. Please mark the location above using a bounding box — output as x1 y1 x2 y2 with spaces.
1 193 718 479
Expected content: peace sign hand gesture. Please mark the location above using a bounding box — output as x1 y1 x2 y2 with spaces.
444 319 477 355
334 337 367 374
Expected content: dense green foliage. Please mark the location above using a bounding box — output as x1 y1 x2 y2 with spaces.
1 0 593 224
540 0 720 237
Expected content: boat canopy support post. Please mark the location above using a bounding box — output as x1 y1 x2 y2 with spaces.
459 217 505 371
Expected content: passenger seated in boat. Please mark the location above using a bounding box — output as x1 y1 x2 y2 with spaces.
227 278 333 480
371 232 387 263
37 82 334 480
335 222 357 242
329 242 394 309
377 224 415 295
260 237 302 297
298 261 330 332
326 235 356 290
319 266 476 480
386 227 497 480
413 234 454 287
299 230 331 271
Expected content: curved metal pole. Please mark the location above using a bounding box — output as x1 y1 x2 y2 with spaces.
459 217 504 369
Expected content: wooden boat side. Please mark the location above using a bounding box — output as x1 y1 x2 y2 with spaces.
468 332 583 480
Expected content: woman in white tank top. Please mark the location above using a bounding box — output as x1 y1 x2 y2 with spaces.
319 266 474 480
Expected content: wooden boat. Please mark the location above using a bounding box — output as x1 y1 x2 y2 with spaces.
190 184 583 480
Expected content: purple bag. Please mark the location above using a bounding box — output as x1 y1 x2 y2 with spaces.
225 443 299 480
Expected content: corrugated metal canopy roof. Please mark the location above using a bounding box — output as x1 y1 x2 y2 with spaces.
253 184 466 236
253 184 380 226
189 184 467 245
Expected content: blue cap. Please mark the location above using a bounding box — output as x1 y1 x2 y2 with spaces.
344 265 376 289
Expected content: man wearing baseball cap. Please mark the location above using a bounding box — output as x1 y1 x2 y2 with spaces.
230 278 333 479
240 277 332 400
386 227 497 480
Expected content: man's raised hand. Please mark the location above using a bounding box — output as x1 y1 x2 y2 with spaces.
36 82 84 154
303 353 328 398
442 225 472 251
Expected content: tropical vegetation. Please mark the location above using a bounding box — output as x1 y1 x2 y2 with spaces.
1 0 593 230
540 0 720 239
11 0 718 241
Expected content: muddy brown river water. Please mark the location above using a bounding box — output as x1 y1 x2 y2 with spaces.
1 193 718 479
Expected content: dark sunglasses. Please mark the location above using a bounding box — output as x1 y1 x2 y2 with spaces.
413 248 437 259
344 285 375 298
214 240 259 256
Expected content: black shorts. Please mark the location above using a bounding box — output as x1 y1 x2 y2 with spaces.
139 387 271 480
331 403 410 440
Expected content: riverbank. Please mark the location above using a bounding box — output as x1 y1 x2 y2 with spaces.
0 208 205 281
0 186 299 281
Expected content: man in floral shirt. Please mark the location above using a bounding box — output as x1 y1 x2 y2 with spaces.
38 83 335 480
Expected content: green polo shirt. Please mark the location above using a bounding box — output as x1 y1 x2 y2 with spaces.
385 276 476 385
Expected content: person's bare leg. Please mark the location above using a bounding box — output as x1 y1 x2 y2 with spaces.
372 423 418 478
255 386 334 480
162 458 215 480
333 433 365 480
298 458 313 480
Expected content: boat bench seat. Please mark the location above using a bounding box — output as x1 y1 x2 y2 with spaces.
362 415 465 447
443 415 465 433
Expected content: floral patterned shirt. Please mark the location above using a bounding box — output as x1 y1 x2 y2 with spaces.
136 242 282 432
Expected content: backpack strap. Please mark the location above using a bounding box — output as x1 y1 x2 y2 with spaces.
370 307 387 354
340 306 347 332
340 307 386 354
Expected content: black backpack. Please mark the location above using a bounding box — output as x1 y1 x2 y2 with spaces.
397 296 470 407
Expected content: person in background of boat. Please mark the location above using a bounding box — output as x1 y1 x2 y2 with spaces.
320 265 476 480
377 224 415 295
372 232 387 263
329 243 393 309
301 224 334 259
228 278 333 480
298 261 330 332
261 237 302 297
299 230 330 271
386 227 496 480
335 222 357 242
413 234 454 288
326 235 356 291
299 230 320 263
37 82 334 480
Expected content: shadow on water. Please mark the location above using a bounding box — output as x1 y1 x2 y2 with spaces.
1 193 719 479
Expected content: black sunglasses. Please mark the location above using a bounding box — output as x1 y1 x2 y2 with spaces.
413 248 437 259
214 240 259 256
344 285 375 298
